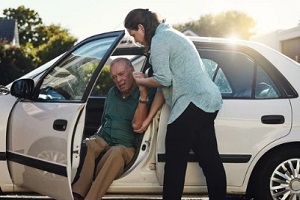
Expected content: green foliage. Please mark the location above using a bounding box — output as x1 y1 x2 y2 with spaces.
1 6 77 84
0 41 36 85
91 65 115 96
3 6 43 46
174 11 256 39
36 25 77 65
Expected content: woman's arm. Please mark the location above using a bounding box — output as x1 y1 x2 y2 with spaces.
134 89 165 133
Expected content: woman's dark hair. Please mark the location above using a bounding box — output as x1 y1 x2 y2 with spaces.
124 9 163 50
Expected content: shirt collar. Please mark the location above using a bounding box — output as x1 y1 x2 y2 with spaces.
112 86 139 100
155 23 171 35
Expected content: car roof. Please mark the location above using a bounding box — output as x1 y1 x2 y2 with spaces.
189 36 272 51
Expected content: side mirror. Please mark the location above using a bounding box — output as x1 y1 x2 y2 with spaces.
11 79 35 99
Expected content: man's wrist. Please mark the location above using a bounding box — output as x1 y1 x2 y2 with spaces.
139 97 149 104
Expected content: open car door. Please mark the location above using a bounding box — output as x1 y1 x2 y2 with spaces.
7 31 125 200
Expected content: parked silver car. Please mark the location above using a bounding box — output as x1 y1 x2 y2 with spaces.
1 30 300 200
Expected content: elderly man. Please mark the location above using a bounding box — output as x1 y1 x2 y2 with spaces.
72 57 156 200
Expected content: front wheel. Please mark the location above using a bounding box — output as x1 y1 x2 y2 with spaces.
252 148 300 200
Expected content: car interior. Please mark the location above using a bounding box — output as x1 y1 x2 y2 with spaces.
73 45 152 181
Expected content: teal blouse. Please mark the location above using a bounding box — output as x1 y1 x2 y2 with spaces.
150 23 222 124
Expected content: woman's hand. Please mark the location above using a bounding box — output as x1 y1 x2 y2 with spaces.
133 71 162 88
132 72 145 85
133 72 148 95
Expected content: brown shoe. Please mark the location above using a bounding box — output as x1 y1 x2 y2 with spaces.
72 192 84 200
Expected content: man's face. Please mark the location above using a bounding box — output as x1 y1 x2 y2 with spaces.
110 61 135 96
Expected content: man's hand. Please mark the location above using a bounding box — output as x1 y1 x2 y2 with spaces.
134 116 152 133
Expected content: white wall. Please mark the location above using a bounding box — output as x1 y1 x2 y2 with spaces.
250 25 300 53
250 31 281 51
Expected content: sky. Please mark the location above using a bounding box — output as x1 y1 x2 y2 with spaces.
1 0 300 42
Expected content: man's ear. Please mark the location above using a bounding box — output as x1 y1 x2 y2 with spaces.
130 66 135 72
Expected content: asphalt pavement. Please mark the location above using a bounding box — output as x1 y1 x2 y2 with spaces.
0 193 245 199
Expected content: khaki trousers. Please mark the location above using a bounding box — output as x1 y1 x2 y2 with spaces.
72 136 135 200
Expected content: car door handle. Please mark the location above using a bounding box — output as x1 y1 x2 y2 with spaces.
261 115 285 124
53 119 68 131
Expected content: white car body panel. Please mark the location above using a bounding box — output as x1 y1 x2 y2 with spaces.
0 56 64 191
154 98 291 184
0 95 18 188
8 102 85 200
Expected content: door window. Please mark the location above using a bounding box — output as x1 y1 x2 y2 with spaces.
37 37 117 101
202 59 232 95
255 67 280 98
200 49 280 99
90 65 114 96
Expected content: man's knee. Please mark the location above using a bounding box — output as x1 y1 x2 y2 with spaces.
107 146 124 158
109 146 133 162
86 138 107 157
106 146 135 166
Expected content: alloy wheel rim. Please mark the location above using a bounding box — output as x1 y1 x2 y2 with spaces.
36 150 67 180
270 158 300 199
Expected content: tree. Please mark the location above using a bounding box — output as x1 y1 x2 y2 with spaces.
3 6 43 46
174 11 256 40
1 6 77 84
35 25 77 64
3 6 78 50
0 40 36 85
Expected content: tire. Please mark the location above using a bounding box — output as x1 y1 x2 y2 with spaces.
252 147 300 200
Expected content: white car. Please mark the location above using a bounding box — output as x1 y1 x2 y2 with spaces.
1 30 300 200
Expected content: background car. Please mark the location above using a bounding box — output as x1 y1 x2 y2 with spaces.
0 30 300 200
